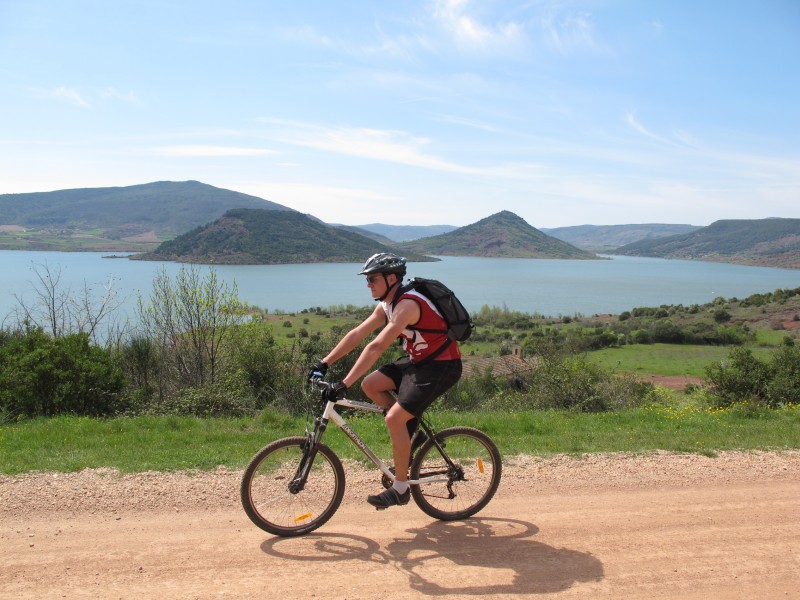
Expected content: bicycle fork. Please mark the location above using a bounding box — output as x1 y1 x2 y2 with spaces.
288 417 328 493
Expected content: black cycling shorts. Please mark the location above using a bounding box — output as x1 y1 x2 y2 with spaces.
377 357 462 417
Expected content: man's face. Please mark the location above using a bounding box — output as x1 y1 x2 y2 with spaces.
366 273 394 299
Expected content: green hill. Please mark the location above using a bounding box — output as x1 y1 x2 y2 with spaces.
397 211 597 259
614 218 800 269
543 223 702 253
136 209 437 265
0 181 291 251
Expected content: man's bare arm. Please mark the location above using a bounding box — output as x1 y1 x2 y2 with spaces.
323 304 386 368
341 298 420 388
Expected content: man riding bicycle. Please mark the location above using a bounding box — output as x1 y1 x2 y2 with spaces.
309 252 463 509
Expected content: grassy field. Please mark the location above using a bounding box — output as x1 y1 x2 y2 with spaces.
2 404 798 475
584 343 776 377
0 229 160 252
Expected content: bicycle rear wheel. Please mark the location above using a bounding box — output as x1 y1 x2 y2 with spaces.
410 427 501 521
241 436 345 537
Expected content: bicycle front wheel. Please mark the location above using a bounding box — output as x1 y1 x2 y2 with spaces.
410 427 501 521
241 436 345 537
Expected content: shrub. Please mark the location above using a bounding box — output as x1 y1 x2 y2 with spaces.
439 368 505 412
0 327 126 420
705 345 800 408
713 308 731 323
160 369 257 417
649 321 684 344
517 355 650 412
765 345 800 406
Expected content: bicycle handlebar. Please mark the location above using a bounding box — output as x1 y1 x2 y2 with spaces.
308 375 331 391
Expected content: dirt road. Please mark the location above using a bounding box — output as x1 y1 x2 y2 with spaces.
2 451 799 599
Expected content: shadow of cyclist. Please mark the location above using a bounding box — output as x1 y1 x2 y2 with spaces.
261 532 388 564
260 517 603 595
385 518 604 595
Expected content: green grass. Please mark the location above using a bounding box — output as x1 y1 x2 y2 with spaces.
586 343 774 377
265 313 362 343
753 329 794 346
2 404 798 475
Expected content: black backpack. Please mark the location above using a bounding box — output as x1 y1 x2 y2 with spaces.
394 277 474 344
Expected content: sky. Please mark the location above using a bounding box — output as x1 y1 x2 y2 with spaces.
1 1 798 229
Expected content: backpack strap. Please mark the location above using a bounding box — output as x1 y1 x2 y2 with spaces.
392 284 453 363
392 284 448 334
415 336 453 365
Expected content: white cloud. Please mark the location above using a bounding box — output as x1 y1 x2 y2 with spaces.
153 145 278 157
261 119 478 173
229 180 403 220
274 25 335 48
540 11 601 55
34 86 140 109
625 112 679 146
50 86 92 108
101 87 141 105
431 0 523 53
257 117 554 180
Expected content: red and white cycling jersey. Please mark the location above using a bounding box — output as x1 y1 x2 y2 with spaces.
382 290 461 363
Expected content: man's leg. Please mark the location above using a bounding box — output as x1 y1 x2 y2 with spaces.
361 370 397 408
363 370 414 508
384 402 414 483
362 370 414 481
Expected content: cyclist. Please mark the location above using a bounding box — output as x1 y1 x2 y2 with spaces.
309 252 462 509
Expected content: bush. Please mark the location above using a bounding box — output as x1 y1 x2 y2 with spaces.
452 354 652 413
225 322 299 410
713 308 731 323
765 345 800 406
0 327 126 421
439 368 505 412
705 345 800 408
159 369 257 417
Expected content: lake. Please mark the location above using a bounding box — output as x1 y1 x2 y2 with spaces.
2 251 800 325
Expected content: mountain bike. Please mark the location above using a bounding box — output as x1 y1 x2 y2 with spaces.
241 378 502 537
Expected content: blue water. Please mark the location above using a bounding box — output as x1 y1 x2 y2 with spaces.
2 251 800 324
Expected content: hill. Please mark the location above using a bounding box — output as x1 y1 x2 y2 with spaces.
335 225 397 246
0 181 291 251
135 209 436 265
614 218 800 269
396 211 597 259
354 223 458 242
543 223 702 253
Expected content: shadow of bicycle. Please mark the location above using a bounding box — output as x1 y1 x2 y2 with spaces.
261 517 603 596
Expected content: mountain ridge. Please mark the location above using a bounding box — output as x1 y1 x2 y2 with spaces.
1 181 797 269
542 223 702 253
0 181 291 251
396 211 597 259
613 218 800 269
135 209 436 265
353 223 458 242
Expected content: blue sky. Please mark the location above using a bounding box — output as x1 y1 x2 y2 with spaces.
1 1 798 228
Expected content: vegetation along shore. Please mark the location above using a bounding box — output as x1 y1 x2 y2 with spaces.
1 263 798 475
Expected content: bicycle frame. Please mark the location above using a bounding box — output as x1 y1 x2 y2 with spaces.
306 395 452 487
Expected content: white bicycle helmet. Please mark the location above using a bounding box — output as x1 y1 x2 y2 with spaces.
358 253 407 278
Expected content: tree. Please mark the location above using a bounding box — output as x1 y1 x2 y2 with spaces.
9 261 125 346
135 266 245 397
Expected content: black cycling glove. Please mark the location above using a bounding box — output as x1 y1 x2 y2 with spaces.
307 359 328 381
322 381 347 402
